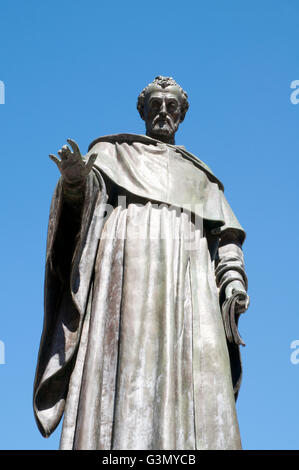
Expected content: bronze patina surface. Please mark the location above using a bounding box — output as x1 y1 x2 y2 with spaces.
33 76 249 450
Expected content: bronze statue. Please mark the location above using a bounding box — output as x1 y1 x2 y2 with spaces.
33 76 249 450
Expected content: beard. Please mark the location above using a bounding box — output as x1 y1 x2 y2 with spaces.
150 114 176 136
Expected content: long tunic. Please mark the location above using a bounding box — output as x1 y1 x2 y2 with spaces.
33 134 247 450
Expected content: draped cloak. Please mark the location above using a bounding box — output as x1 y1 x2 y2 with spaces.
33 134 248 450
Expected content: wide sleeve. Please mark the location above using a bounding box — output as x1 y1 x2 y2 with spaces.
213 190 249 399
215 231 248 307
33 168 107 438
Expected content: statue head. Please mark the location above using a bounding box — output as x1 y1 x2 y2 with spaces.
137 76 189 144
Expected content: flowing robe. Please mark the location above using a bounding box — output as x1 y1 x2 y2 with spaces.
33 134 248 450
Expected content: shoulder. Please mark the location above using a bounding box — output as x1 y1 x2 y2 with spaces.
88 133 158 151
171 145 224 191
87 133 224 190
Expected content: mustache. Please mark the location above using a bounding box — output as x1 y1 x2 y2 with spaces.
152 114 174 130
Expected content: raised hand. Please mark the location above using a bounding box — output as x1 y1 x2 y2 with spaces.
49 138 97 185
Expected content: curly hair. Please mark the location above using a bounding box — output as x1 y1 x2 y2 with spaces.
137 76 189 122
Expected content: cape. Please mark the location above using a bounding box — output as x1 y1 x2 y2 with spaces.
87 134 245 238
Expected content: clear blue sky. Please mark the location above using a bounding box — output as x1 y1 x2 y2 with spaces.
0 0 299 450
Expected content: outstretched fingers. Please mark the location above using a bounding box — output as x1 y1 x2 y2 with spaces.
49 153 61 168
67 138 81 156
58 145 72 160
49 140 92 180
84 152 98 174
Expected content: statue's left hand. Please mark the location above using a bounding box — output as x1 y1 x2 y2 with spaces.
225 280 250 314
221 281 249 346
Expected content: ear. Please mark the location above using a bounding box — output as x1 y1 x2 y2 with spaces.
179 102 189 122
179 111 186 123
137 104 145 121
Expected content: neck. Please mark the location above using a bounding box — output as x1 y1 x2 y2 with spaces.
147 131 175 145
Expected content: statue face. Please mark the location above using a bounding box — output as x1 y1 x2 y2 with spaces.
144 86 182 142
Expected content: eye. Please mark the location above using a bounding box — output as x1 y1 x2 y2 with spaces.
150 99 161 110
167 101 178 112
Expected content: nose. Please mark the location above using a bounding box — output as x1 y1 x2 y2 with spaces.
159 100 167 117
